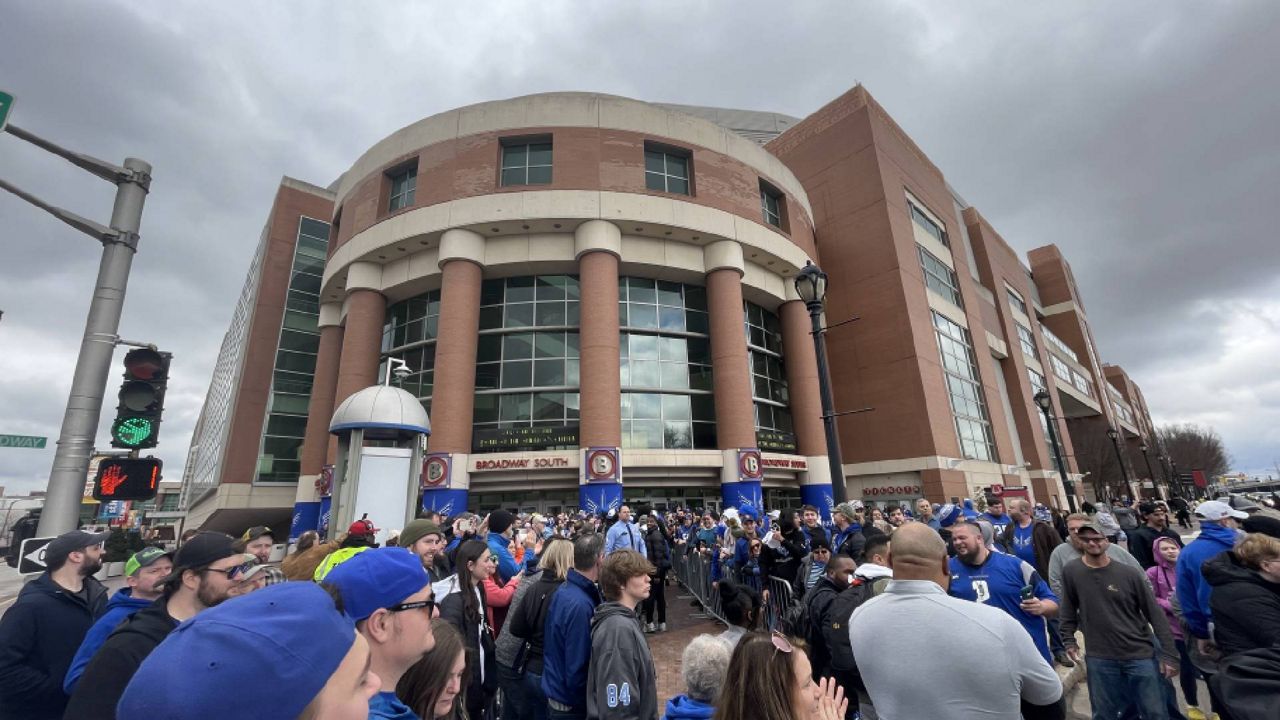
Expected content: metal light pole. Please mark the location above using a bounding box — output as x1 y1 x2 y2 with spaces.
1 116 151 537
1106 427 1131 500
1033 390 1076 511
1140 443 1158 498
794 262 847 505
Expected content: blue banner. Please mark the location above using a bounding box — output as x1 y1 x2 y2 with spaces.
290 501 321 542
421 488 469 517
721 480 763 520
799 484 835 523
580 482 622 516
318 495 332 539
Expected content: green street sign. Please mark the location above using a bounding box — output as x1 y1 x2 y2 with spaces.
111 417 155 448
0 92 13 133
0 434 47 449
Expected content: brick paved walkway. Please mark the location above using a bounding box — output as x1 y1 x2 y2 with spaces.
644 578 723 709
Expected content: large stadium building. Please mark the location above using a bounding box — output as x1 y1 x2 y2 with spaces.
179 86 1159 534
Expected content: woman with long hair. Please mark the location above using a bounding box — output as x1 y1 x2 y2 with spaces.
496 537 574 720
712 632 845 720
438 539 498 719
398 619 470 720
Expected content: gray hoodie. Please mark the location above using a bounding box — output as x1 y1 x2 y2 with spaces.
586 601 658 720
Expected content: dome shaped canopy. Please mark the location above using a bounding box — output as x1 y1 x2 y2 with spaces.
329 386 431 435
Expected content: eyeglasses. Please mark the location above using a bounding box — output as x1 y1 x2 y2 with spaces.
206 561 256 580
388 599 436 616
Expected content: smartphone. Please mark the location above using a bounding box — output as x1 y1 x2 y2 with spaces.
1020 585 1035 601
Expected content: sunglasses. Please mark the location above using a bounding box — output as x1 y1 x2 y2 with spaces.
388 599 436 616
207 561 256 580
1079 536 1107 545
771 631 794 658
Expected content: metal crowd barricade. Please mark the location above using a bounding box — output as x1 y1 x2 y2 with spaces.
673 547 805 632
760 574 796 632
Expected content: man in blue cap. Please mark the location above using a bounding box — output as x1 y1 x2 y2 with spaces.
323 546 438 719
118 581 381 719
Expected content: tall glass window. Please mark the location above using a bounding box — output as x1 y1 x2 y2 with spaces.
387 165 417 212
1007 288 1029 315
500 139 553 186
620 277 715 449
909 199 949 247
382 289 442 418
1015 321 1038 360
918 245 963 307
745 302 793 444
932 311 998 462
760 181 783 228
644 145 691 195
256 217 329 484
472 276 580 449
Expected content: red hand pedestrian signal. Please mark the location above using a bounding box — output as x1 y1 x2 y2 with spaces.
99 465 126 496
92 457 162 502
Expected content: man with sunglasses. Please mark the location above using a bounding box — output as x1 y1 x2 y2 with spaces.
323 546 437 719
63 531 243 719
1059 521 1178 719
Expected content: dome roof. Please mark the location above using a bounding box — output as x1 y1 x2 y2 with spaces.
329 385 431 435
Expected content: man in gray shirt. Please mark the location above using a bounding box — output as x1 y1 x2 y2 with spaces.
849 524 1062 719
1059 521 1178 720
1048 512 1145 598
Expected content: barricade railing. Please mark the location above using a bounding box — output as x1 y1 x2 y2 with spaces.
673 549 802 633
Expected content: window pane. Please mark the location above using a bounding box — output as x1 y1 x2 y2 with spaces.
667 177 689 195
631 393 662 419
502 145 527 168
475 363 499 390
500 394 532 422
536 302 567 326
528 144 553 166
659 306 685 331
536 276 566 300
691 394 715 422
479 306 503 330
481 280 505 306
629 334 659 359
645 172 666 192
645 150 665 174
630 360 660 387
501 168 526 186
662 394 692 420
665 154 688 179
506 277 535 303
505 303 534 328
628 277 657 302
474 394 499 423
659 337 688 362
629 304 658 329
502 360 532 388
534 359 565 386
533 393 565 421
534 332 566 358
505 333 534 360
664 422 693 449
661 362 689 389
656 281 683 307
526 165 552 185
693 422 717 449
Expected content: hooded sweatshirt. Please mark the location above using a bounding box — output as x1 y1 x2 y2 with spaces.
62 599 179 719
1145 537 1184 641
1175 521 1240 639
63 587 155 693
586 601 658 720
1203 550 1280 657
662 694 715 720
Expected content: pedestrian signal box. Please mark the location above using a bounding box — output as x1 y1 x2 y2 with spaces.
92 457 162 502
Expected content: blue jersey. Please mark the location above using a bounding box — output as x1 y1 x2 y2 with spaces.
1009 522 1038 567
948 551 1058 664
980 512 1012 537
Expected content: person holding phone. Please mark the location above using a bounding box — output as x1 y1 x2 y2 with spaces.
947 521 1060 666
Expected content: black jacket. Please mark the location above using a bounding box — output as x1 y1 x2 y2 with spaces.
1127 525 1182 570
1211 647 1280 720
762 528 807 587
439 579 496 719
62 598 178 719
1203 551 1280 658
644 526 671 573
509 573 565 675
0 573 107 720
803 576 842 678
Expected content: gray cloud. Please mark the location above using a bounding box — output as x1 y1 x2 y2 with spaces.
2 0 1277 495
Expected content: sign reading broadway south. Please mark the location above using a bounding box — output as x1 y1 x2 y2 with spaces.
0 434 48 449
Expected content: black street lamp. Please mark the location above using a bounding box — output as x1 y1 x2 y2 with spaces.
1033 390 1076 511
1140 442 1158 498
794 261 847 505
1106 427 1131 500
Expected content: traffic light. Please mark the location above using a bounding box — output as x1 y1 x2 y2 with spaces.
109 348 171 449
93 457 162 502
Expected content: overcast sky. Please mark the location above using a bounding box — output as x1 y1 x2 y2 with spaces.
2 1 1277 496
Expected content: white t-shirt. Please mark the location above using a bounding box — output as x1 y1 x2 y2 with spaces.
850 579 1062 719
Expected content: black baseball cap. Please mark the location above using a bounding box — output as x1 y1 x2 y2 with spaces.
240 526 275 543
44 530 110 568
158 531 239 584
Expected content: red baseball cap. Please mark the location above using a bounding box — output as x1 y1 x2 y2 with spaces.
347 518 378 537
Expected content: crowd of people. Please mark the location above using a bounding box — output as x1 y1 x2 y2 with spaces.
0 493 1275 720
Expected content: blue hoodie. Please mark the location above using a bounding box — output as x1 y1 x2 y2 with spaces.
62 588 153 694
541 569 603 709
1175 521 1239 639
663 694 716 720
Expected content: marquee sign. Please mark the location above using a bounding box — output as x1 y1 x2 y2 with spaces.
755 430 797 453
473 424 578 453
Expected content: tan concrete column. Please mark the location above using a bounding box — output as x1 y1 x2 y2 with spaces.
298 303 344 482
428 230 485 454
779 298 825 457
705 241 756 450
576 220 622 449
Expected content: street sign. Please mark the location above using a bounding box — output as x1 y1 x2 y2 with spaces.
18 536 55 574
0 434 47 449
0 91 14 134
92 456 162 502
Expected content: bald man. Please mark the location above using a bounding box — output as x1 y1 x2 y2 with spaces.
849 524 1062 719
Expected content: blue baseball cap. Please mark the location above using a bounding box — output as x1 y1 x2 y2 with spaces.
117 582 355 719
322 547 431 622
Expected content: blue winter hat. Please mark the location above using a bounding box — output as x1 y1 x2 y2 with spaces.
937 503 962 528
322 546 431 622
961 498 980 520
738 505 758 521
117 582 355 720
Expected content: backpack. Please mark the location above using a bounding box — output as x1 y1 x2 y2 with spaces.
823 576 890 681
780 599 810 639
